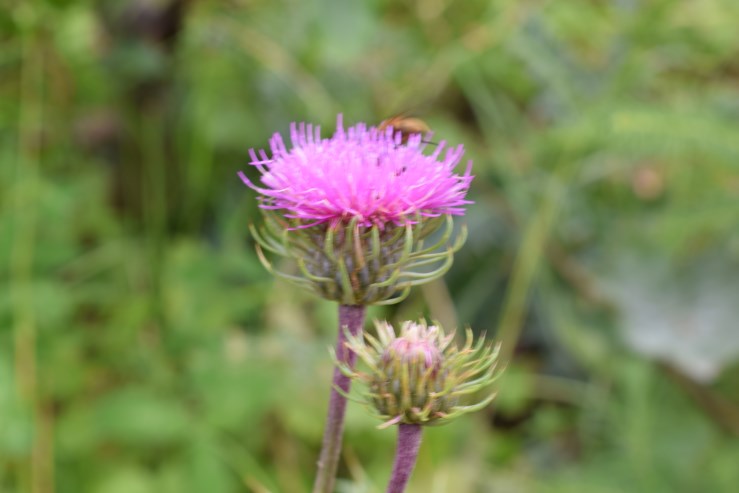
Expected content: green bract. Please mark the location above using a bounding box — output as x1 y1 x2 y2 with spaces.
250 213 466 305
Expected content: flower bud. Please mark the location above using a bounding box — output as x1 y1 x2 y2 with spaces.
335 320 502 427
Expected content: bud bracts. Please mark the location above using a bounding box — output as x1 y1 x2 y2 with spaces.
335 320 502 427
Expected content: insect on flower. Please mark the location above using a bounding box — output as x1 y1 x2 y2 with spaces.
378 114 433 145
378 114 436 175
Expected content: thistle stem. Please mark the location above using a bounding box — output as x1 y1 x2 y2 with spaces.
386 424 423 493
312 304 366 493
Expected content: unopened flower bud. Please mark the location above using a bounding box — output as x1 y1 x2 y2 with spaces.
335 320 502 427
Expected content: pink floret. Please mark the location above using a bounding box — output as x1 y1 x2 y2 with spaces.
239 115 473 228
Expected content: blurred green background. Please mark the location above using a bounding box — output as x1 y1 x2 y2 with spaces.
2 0 739 492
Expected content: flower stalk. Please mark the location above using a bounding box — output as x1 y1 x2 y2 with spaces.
312 304 366 493
386 424 423 493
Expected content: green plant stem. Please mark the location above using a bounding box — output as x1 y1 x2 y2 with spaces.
312 304 366 493
386 424 423 493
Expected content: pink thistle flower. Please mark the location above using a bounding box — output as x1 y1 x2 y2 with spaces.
238 115 473 229
242 116 473 305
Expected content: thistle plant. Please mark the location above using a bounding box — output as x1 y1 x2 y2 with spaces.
335 320 502 492
239 116 472 493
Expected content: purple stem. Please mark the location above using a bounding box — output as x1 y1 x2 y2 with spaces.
386 424 423 493
312 304 366 493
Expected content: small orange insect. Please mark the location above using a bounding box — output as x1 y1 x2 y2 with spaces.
378 115 432 144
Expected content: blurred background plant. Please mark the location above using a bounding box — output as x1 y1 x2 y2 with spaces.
2 0 739 492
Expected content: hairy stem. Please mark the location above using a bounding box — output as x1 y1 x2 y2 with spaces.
386 424 423 493
312 304 366 493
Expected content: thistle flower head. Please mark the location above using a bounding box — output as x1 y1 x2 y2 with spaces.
240 115 472 228
241 116 473 305
335 320 502 427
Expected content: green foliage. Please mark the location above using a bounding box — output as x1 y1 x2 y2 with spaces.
2 0 738 491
